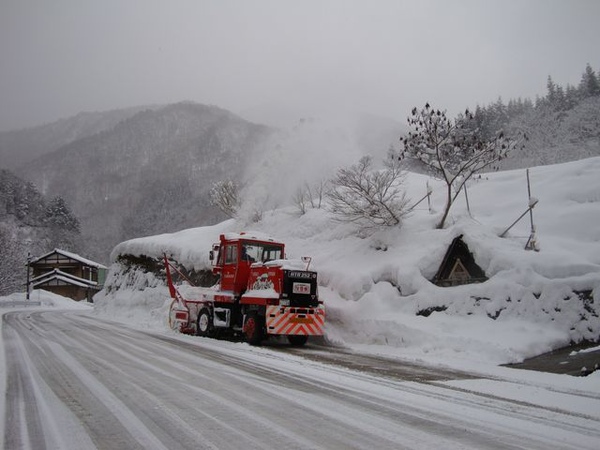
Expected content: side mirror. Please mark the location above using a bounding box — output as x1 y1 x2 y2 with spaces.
209 251 214 261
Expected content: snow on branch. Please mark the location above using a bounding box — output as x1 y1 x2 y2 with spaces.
327 155 410 228
399 103 526 229
209 180 240 218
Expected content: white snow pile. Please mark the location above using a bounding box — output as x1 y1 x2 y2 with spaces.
0 290 92 310
95 156 600 369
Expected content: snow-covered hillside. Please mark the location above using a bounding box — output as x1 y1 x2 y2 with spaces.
95 157 600 370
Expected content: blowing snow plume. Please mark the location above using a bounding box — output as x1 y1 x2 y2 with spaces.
237 113 400 222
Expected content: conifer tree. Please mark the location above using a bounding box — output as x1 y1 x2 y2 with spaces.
44 196 80 232
579 63 600 98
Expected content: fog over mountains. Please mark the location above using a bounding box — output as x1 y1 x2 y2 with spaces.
0 105 158 171
0 102 403 264
5 103 273 261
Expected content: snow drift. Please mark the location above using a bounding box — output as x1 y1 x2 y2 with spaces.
94 157 600 369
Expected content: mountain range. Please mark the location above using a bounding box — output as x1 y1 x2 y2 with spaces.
0 102 404 263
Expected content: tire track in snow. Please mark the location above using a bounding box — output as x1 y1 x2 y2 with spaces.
4 310 600 450
2 311 198 450
2 312 96 450
274 346 600 447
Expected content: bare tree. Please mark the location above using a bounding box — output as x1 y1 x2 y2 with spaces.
306 179 328 209
293 187 308 215
400 103 524 229
327 155 409 228
209 180 239 218
293 180 328 215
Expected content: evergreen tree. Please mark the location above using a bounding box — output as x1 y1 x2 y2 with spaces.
565 84 579 110
0 225 24 295
546 75 558 106
579 63 600 98
43 196 81 251
44 196 80 232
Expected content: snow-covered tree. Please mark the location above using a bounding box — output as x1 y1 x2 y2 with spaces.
44 196 80 232
327 154 409 228
579 63 600 98
0 225 24 295
209 180 239 218
42 196 81 251
400 103 523 229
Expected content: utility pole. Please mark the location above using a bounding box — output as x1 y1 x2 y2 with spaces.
26 252 31 300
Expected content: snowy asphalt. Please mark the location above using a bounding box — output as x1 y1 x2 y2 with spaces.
3 310 599 450
506 342 600 377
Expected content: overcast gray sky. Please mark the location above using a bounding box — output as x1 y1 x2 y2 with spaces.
1 0 598 131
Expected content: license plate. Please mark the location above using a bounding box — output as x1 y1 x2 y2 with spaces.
290 316 312 323
292 282 311 294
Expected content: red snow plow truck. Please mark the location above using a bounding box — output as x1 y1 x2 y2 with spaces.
165 232 325 346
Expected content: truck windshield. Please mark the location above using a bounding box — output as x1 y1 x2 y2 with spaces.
241 242 283 263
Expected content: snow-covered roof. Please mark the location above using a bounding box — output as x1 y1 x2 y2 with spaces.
30 248 107 269
223 231 282 243
30 268 98 287
32 273 98 289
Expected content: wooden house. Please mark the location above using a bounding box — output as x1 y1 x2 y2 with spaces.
431 235 487 287
29 249 107 302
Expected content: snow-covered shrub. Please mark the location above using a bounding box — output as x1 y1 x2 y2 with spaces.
327 155 409 229
210 179 239 218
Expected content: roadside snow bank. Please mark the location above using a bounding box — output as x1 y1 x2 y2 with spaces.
0 290 92 310
93 262 170 329
96 157 600 368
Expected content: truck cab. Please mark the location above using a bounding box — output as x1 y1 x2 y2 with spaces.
211 234 285 296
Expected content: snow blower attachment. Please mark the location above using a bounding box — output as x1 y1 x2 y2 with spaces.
164 232 325 346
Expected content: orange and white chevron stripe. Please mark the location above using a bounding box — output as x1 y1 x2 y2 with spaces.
266 305 325 336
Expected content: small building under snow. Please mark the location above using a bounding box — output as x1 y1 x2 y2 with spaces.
29 249 107 302
431 235 487 287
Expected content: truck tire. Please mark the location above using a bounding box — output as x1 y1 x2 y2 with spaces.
197 308 214 338
244 312 264 346
287 335 308 347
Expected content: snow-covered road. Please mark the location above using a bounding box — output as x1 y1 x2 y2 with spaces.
3 310 599 450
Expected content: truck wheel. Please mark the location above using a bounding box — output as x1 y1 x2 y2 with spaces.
197 308 214 338
244 312 264 346
287 335 308 347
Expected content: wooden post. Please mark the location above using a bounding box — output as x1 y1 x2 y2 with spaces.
525 169 538 251
499 199 538 238
427 181 432 213
464 182 471 217
407 182 434 213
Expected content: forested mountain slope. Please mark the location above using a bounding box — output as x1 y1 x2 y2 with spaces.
0 105 154 170
0 169 80 295
16 102 272 262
